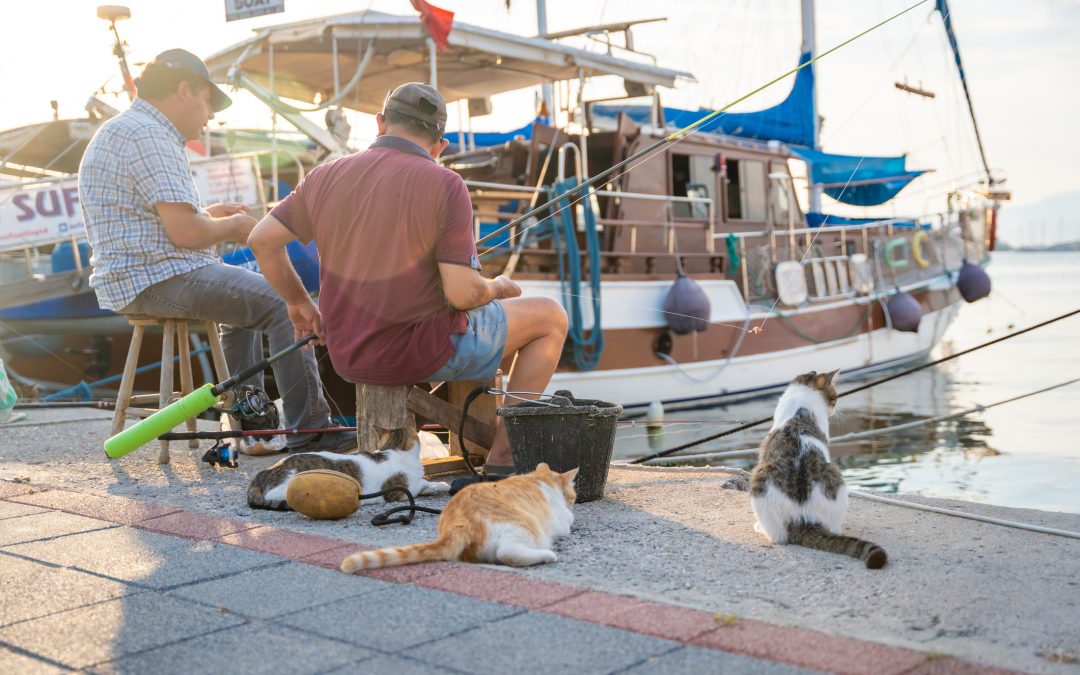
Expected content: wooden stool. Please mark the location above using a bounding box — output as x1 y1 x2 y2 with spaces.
111 317 232 464
355 373 503 475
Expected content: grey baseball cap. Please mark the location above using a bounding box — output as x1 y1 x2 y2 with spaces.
382 83 447 128
151 48 232 112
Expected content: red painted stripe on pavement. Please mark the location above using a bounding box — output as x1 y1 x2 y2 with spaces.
1 482 1020 674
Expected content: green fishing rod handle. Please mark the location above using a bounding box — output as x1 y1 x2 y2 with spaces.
104 383 220 459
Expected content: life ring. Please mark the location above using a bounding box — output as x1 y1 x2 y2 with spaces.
883 238 909 269
912 230 931 269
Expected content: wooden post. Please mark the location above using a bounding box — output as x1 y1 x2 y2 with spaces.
356 384 412 453
176 322 198 448
111 322 145 437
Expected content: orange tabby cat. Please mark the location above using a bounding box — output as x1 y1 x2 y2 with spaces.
340 463 578 571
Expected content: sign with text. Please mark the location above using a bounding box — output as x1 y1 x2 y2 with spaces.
190 155 261 208
225 0 284 22
0 155 261 253
0 178 84 253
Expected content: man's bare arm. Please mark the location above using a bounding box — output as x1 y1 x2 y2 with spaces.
438 263 521 310
248 215 324 341
156 202 255 249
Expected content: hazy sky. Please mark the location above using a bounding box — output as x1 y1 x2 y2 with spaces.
1 0 1077 216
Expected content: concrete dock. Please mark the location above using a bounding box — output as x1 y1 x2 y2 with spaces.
2 407 1078 674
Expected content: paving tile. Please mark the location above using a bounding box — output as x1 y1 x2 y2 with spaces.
358 560 457 583
0 593 243 670
411 610 680 675
904 657 1023 675
91 622 373 675
170 561 388 619
546 591 717 642
0 511 114 547
275 583 520 651
416 565 586 609
297 544 359 570
7 527 280 590
134 511 258 540
0 554 140 627
621 645 823 674
216 526 347 560
0 646 71 674
328 654 463 674
692 619 926 675
7 491 180 525
0 501 48 520
0 481 36 499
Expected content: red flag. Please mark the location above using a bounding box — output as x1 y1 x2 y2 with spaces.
410 0 454 51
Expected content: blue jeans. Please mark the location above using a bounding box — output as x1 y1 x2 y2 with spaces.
425 301 508 382
122 263 332 447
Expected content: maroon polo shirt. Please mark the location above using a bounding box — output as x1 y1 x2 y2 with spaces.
270 135 478 385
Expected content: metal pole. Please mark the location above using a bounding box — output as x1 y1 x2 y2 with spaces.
427 38 438 88
269 41 278 202
536 0 555 118
801 0 822 214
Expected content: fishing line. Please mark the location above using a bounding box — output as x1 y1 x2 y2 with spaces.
475 0 930 253
629 306 1080 463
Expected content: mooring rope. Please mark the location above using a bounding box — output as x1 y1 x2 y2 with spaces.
628 307 1080 464
639 375 1080 464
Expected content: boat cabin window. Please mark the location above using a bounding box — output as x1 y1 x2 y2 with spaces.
724 158 767 221
671 153 715 219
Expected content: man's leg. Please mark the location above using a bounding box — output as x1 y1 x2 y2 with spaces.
486 296 568 466
122 264 332 447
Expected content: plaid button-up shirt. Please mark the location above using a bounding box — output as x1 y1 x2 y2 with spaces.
78 98 218 311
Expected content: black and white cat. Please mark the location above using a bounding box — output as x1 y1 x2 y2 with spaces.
750 370 888 569
248 427 450 510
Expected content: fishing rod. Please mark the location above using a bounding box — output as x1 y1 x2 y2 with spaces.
474 0 930 250
103 335 317 459
158 426 355 441
629 306 1080 464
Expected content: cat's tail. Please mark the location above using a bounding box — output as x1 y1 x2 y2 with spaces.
340 527 469 573
788 522 888 569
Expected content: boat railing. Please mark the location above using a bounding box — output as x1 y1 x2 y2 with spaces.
718 218 968 304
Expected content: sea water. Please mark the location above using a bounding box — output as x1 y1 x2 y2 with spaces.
617 252 1080 514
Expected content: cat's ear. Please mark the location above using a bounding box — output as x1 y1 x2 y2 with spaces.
559 467 579 488
826 369 840 384
536 462 550 472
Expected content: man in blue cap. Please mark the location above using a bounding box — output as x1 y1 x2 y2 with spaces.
79 49 352 454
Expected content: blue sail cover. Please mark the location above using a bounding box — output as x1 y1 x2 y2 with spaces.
592 51 817 147
791 148 926 207
445 121 537 153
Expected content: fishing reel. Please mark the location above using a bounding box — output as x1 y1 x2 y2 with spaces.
229 385 280 442
201 440 238 469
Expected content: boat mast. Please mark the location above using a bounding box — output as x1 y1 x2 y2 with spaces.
801 0 822 213
97 5 136 102
536 0 555 120
935 0 994 185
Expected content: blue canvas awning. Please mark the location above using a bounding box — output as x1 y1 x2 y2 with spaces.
791 148 927 206
591 51 817 148
805 212 919 229
445 120 537 153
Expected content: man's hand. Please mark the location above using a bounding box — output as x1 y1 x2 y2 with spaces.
206 202 250 218
227 214 258 243
286 298 324 345
492 275 522 299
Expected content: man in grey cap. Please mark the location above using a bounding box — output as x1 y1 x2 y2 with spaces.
79 49 352 454
249 82 568 473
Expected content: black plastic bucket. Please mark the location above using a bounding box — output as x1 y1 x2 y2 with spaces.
498 390 622 503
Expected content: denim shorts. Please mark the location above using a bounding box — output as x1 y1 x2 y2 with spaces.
426 301 508 382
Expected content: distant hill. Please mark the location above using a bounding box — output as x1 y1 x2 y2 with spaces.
997 239 1080 252
998 191 1080 248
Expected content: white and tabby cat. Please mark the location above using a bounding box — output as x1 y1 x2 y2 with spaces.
750 370 888 569
248 427 450 510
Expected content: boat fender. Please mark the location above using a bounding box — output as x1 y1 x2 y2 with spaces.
663 273 711 334
912 230 932 269
884 238 910 269
957 260 991 303
886 290 922 333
